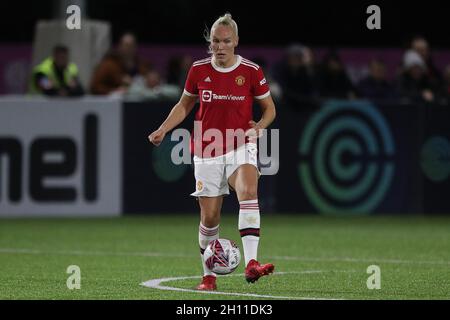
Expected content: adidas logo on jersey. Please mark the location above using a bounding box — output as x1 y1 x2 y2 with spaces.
204 76 211 82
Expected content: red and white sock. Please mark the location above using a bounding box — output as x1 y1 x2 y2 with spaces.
239 199 260 266
199 223 219 276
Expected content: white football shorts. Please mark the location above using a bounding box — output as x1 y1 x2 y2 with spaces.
190 142 259 197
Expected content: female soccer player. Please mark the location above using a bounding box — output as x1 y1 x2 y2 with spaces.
149 13 276 291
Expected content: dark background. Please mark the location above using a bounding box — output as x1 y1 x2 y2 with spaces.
122 100 450 214
1 0 449 48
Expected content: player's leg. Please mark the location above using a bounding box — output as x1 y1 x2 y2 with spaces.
228 163 275 283
199 196 222 228
228 164 260 263
195 196 223 291
191 160 229 290
198 195 222 277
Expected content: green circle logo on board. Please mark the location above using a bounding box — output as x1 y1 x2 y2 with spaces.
420 136 450 182
152 139 189 182
298 100 395 215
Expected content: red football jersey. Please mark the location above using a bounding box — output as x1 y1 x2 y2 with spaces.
184 55 271 158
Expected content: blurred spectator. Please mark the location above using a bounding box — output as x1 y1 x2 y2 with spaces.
442 65 450 102
357 58 397 102
410 36 442 88
126 69 180 101
29 45 84 97
274 44 320 107
318 50 356 99
397 49 438 103
90 32 150 95
250 56 282 101
167 55 193 89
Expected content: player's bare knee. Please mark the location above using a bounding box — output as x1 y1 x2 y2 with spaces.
200 210 219 227
201 214 220 228
237 186 258 201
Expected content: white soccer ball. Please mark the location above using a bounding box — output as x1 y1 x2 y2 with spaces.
204 238 241 275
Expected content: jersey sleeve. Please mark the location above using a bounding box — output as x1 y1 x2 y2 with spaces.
183 65 199 97
252 67 271 100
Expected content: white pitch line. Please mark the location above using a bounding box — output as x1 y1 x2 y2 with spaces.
268 255 450 266
1 247 449 266
0 247 192 258
140 271 342 300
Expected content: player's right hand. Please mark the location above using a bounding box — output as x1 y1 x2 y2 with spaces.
148 129 166 146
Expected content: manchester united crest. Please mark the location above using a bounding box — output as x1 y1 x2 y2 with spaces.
235 75 245 86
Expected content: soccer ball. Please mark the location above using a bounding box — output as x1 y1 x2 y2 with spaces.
204 239 241 275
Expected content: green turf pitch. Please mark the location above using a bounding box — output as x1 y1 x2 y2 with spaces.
0 214 449 300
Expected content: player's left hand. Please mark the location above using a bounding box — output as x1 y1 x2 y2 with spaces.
148 129 166 146
245 120 263 143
